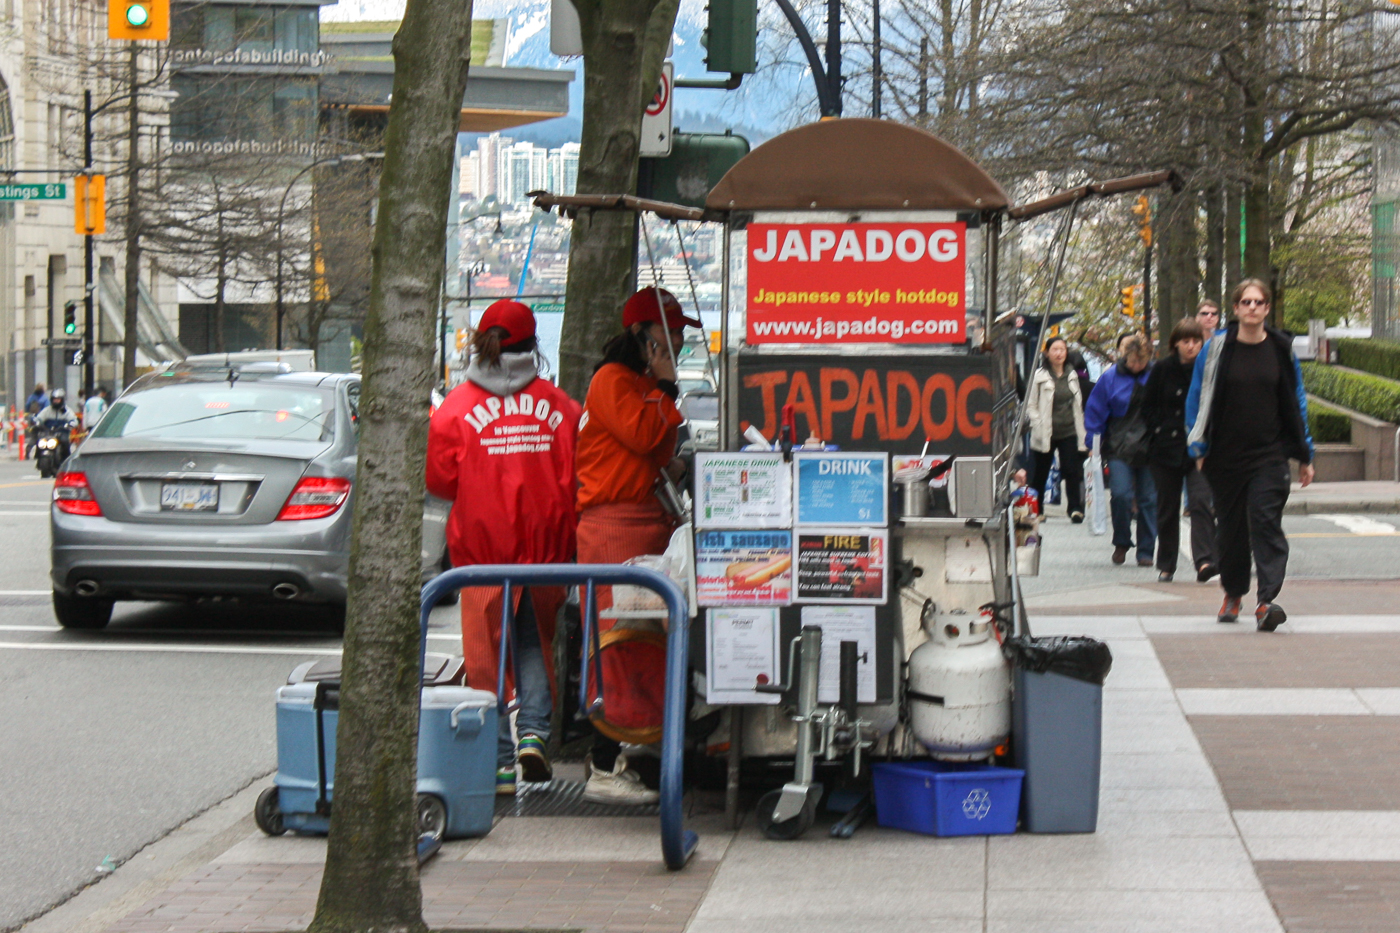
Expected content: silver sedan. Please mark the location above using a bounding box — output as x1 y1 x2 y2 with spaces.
50 367 448 629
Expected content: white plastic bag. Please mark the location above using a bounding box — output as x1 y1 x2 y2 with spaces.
1087 438 1108 536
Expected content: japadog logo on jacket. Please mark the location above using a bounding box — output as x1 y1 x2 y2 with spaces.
463 391 566 433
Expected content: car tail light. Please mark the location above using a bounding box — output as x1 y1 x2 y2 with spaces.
54 472 102 516
276 476 351 521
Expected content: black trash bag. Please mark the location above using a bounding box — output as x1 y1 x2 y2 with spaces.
1003 635 1114 685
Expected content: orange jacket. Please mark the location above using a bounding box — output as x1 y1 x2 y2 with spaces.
576 363 682 512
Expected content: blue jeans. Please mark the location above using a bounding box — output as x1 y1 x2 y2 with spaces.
497 589 552 769
1107 458 1157 561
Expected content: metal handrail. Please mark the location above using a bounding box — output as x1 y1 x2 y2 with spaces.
419 564 698 870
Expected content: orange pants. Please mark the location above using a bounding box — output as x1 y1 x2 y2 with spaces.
458 585 564 702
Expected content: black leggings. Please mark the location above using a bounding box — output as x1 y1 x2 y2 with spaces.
1031 436 1085 514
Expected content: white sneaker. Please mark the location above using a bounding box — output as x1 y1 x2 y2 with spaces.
582 755 659 805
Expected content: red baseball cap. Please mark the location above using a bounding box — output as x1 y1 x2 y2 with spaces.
622 287 702 330
477 299 536 344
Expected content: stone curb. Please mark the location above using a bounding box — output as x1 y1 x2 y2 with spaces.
1284 498 1400 515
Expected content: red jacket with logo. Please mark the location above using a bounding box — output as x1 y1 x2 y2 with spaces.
426 377 582 567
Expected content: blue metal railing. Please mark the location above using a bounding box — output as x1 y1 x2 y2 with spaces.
419 564 698 870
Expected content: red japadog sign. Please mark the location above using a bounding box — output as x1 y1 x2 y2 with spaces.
746 221 967 345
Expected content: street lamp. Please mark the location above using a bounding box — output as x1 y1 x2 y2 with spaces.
274 151 384 350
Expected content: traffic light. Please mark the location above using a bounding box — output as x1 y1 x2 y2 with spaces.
74 174 105 235
109 0 168 40
1120 286 1136 319
63 300 78 335
701 0 757 74
1130 194 1152 247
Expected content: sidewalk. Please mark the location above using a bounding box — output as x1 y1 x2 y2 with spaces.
21 514 1400 932
1283 480 1400 515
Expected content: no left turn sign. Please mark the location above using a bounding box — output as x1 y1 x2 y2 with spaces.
641 61 674 157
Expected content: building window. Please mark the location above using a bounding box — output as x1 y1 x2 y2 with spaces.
171 4 318 53
171 75 318 144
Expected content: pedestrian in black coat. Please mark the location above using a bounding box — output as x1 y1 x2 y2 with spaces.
1142 317 1217 582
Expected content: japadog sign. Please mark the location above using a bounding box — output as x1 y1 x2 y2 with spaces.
746 221 967 345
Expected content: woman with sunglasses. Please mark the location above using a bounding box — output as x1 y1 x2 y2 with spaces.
1186 279 1315 631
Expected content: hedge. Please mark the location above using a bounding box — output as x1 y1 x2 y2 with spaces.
1301 362 1400 425
1337 338 1400 382
1307 399 1352 444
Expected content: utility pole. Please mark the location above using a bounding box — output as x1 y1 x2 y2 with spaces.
1132 195 1153 338
82 90 94 397
122 44 141 388
773 0 843 117
871 0 881 118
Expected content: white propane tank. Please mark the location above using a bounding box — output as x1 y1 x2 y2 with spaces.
906 608 1011 761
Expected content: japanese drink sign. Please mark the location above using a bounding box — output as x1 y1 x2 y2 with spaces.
695 452 792 529
746 221 967 345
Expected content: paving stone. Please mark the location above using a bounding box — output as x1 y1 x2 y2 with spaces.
1154 634 1400 689
1255 861 1400 933
1190 716 1400 810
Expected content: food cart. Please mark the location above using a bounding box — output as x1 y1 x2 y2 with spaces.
533 117 1172 845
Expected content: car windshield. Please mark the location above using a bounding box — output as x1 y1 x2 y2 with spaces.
91 382 336 442
679 393 718 421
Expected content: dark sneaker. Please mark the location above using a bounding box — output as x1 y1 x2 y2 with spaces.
1070 511 1085 524
1196 563 1219 583
1112 546 1128 565
1217 596 1242 624
1256 602 1287 632
1158 571 1173 583
517 734 552 783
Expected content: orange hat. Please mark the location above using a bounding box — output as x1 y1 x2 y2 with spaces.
477 299 536 344
622 287 702 330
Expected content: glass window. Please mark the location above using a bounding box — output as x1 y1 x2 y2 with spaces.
93 382 336 442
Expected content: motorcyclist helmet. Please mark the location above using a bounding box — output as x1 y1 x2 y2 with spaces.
51 388 66 405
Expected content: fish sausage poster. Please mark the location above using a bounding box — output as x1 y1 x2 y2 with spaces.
696 530 794 607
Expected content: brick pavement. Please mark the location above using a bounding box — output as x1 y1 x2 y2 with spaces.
102 859 718 933
1255 862 1400 933
1156 634 1400 688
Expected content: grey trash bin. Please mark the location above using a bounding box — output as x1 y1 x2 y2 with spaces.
1005 636 1112 834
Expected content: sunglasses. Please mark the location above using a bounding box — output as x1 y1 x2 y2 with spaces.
1237 298 1268 307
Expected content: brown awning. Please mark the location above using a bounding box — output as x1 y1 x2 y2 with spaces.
705 118 1009 212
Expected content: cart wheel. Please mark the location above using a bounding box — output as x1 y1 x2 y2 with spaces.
254 787 286 836
416 793 447 843
756 788 816 840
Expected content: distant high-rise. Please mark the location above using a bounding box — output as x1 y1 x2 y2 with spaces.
474 133 512 201
546 142 580 196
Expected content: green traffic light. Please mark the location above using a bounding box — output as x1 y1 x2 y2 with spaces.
64 322 76 335
125 3 150 27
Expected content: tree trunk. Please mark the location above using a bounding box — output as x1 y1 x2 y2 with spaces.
305 0 474 928
557 0 680 400
1203 183 1223 307
214 240 227 354
1224 184 1242 297
122 45 141 389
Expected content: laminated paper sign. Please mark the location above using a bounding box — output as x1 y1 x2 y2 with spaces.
801 605 877 704
705 607 782 705
746 221 967 346
695 452 792 529
794 452 888 526
794 530 888 604
696 529 793 606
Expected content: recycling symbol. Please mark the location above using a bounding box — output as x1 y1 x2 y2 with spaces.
961 787 992 820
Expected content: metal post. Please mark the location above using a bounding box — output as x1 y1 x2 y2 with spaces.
826 0 842 117
82 90 94 397
871 0 881 119
1143 240 1153 338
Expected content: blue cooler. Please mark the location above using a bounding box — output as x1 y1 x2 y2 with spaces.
258 654 496 841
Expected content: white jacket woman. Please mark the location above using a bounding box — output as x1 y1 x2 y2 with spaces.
1026 337 1089 521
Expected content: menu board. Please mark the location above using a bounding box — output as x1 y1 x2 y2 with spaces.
696 529 794 606
793 452 888 526
695 452 792 529
705 607 783 705
794 529 888 604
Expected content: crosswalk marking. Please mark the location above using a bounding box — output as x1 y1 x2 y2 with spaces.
1314 514 1398 535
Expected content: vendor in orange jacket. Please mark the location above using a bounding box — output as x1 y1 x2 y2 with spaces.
425 299 581 796
575 286 700 805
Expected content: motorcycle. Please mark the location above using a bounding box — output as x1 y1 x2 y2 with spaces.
34 421 72 479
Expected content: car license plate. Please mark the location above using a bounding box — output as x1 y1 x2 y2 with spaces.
161 483 219 511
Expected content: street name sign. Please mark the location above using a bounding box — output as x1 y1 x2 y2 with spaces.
0 183 66 200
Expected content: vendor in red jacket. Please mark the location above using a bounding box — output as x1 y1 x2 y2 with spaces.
425 299 581 796
575 286 699 805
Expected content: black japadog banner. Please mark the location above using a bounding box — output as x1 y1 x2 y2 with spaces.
736 353 997 455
